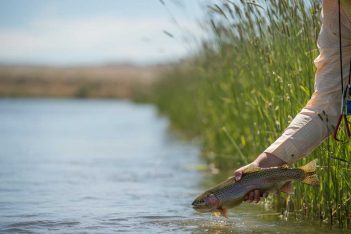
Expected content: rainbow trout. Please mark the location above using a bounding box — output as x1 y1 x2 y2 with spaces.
192 160 319 217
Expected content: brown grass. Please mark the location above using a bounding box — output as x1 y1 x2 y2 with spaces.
0 64 166 98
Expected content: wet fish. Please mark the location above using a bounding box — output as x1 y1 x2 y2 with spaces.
192 160 319 217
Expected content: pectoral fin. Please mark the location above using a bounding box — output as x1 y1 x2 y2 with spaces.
219 207 228 218
212 211 221 217
212 207 228 218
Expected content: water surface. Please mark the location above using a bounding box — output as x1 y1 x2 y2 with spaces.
0 99 343 233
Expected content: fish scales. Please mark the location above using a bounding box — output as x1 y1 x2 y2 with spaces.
216 168 304 199
192 160 319 217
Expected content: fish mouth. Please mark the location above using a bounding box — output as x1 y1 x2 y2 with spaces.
192 200 205 208
192 204 219 213
192 195 220 213
192 193 221 212
192 205 212 213
192 199 209 212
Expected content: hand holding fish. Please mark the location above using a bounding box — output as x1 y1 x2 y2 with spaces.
233 152 286 203
192 157 319 217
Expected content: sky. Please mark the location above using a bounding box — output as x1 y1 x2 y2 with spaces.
0 0 205 65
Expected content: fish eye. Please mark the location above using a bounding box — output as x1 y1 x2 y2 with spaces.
192 198 204 206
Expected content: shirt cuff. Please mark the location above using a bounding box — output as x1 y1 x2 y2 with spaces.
264 135 300 164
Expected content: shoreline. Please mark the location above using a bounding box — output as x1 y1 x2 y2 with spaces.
0 64 165 99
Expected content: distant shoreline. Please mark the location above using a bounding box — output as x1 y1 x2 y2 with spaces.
0 64 167 99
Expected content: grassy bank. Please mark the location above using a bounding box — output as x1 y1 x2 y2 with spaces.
149 0 351 228
0 64 163 99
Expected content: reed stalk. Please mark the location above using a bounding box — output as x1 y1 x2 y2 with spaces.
149 0 351 227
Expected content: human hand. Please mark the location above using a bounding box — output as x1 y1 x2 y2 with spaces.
233 162 268 203
233 152 286 203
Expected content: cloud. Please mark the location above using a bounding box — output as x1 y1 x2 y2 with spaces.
0 16 204 65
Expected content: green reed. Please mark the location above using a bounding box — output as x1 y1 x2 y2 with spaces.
148 0 351 227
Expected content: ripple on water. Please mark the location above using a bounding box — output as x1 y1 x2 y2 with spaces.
141 216 245 233
1 100 343 234
0 227 30 234
4 220 80 231
2 214 39 218
136 215 185 220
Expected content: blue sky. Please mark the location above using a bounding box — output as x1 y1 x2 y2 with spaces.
0 0 205 65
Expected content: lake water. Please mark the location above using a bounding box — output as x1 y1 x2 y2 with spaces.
0 99 344 233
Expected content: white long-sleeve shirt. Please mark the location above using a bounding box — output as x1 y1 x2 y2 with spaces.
264 0 351 164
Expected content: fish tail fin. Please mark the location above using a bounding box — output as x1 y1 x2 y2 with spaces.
302 174 320 186
299 160 319 186
299 159 317 173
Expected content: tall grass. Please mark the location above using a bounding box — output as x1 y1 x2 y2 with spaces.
149 0 351 227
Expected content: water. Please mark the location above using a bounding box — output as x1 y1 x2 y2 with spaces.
0 99 344 233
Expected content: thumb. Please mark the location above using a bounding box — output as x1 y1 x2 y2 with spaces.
234 163 254 181
234 170 243 181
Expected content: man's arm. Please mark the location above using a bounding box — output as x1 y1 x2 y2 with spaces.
233 0 351 203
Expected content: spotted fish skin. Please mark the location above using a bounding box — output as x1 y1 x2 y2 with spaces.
192 160 319 217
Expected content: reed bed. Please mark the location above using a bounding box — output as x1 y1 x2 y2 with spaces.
149 0 351 227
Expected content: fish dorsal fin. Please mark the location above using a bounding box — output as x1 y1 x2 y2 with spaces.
299 159 317 173
242 164 261 174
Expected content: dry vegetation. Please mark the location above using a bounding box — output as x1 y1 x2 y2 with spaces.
0 64 165 98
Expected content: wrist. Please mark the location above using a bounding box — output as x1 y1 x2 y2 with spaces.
253 152 286 168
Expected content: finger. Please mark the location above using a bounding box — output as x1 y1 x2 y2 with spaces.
248 192 254 202
234 171 242 181
254 190 260 203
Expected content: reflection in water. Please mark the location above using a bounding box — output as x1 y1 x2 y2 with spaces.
0 99 343 233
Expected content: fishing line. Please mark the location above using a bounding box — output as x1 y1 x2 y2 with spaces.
338 0 344 95
333 0 351 141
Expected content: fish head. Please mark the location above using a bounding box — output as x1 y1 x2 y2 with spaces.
192 193 220 213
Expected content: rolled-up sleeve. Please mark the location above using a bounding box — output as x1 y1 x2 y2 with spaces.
264 0 351 164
